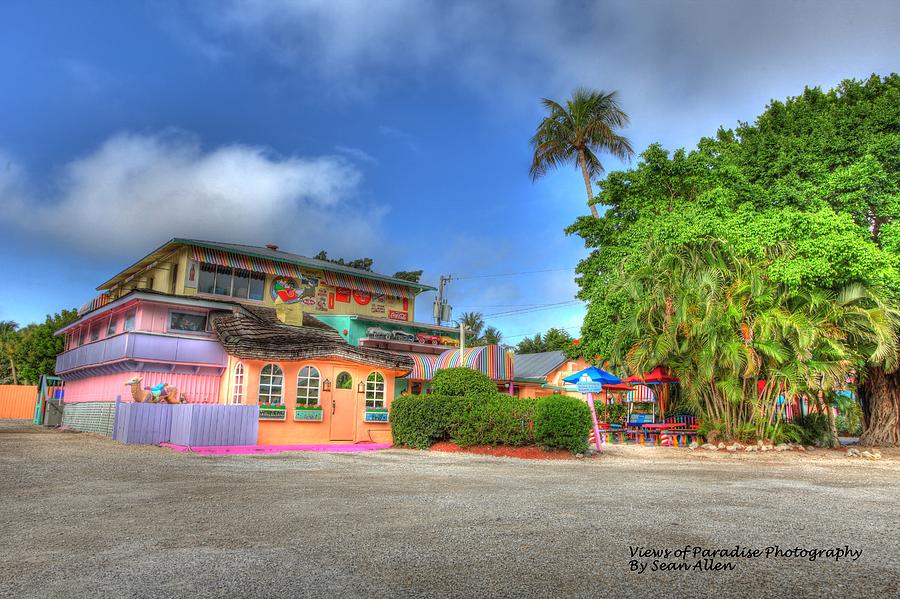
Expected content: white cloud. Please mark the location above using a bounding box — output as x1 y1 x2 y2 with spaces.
0 131 380 256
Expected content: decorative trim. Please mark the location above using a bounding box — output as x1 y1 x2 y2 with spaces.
293 407 324 422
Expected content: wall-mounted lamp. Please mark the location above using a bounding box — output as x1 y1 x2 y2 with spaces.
322 379 332 392
357 381 365 394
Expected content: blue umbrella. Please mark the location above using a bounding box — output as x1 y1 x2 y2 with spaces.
563 366 621 385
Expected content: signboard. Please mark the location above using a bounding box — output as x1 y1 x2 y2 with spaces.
576 381 603 394
388 310 409 321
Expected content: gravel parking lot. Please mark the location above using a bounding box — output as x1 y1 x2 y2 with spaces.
1 419 898 598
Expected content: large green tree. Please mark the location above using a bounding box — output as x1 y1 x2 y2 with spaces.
530 88 634 218
0 321 20 384
13 310 78 385
568 74 900 445
515 327 575 354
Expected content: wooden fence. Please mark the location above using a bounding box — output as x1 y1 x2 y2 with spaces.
0 385 38 419
113 402 258 446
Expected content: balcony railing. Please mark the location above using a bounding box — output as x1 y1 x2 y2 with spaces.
56 332 227 374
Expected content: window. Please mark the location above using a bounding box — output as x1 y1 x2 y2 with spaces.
336 371 353 389
296 366 321 406
90 324 101 342
365 372 386 408
231 363 244 404
169 311 208 333
198 263 217 295
123 309 136 332
106 316 118 336
78 327 86 346
258 364 284 405
198 264 266 301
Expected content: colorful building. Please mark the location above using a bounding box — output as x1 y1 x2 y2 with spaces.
55 238 462 444
510 351 591 398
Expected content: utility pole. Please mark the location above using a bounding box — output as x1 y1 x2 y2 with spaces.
434 274 452 326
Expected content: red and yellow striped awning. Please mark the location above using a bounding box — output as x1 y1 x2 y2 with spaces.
321 271 411 300
435 345 514 381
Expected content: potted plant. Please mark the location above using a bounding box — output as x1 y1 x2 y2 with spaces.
294 402 323 421
259 402 286 420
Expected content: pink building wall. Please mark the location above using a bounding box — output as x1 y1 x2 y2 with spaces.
64 371 222 404
64 301 214 350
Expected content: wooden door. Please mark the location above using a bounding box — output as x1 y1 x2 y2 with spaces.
329 387 356 441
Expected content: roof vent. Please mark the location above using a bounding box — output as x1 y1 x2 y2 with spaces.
265 244 279 251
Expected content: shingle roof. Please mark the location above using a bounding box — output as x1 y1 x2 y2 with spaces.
512 351 567 379
210 304 414 371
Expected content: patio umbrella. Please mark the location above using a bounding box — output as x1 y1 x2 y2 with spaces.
562 366 621 385
562 366 621 453
622 366 678 417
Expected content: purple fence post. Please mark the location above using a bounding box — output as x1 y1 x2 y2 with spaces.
112 395 122 441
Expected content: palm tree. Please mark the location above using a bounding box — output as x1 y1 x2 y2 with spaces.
0 321 20 385
480 326 503 346
611 240 899 445
459 312 485 343
530 88 633 218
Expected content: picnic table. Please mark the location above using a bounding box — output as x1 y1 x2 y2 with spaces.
639 422 698 446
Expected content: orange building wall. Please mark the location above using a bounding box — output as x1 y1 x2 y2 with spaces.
514 357 592 399
220 356 401 445
0 385 38 419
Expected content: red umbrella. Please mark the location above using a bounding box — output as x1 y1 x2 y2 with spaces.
622 366 679 383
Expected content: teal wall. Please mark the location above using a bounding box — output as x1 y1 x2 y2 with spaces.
314 315 459 347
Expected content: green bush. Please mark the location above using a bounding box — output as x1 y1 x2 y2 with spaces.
390 394 463 449
534 395 592 454
431 368 498 397
836 403 863 436
453 396 536 447
593 400 627 425
792 413 833 446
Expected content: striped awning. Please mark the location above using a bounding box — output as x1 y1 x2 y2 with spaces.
78 292 112 316
625 384 656 403
321 271 410 299
435 345 514 381
192 246 305 278
398 352 438 381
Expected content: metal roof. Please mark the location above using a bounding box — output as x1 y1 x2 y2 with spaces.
97 238 436 293
512 350 568 379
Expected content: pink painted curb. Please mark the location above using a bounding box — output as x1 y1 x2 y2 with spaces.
159 442 393 455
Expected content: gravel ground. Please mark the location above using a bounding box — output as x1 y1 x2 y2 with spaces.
1 419 898 599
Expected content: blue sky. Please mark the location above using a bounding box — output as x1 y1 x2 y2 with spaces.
1 0 898 344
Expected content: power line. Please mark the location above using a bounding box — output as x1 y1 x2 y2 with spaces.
502 324 583 341
453 267 575 281
482 301 582 319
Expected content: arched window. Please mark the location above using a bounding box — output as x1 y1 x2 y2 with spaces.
296 366 321 407
232 363 245 404
258 364 284 405
365 372 386 408
336 371 353 389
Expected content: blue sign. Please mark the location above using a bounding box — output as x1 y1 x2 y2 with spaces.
576 381 603 394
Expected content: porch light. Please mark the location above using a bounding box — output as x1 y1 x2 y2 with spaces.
323 379 332 392
358 381 365 393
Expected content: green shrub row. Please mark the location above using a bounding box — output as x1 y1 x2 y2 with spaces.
391 392 591 454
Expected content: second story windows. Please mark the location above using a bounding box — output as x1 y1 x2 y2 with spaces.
198 264 265 301
106 316 118 336
123 309 136 332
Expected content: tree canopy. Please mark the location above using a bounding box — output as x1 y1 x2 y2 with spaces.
569 74 899 364
515 327 576 354
567 74 900 444
12 310 79 385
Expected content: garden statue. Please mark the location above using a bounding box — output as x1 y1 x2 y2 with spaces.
125 377 182 404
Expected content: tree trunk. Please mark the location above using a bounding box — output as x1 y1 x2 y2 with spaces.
7 356 16 386
578 150 600 219
858 366 900 446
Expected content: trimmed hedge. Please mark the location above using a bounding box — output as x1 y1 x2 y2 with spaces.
534 395 592 454
391 392 592 454
431 368 498 397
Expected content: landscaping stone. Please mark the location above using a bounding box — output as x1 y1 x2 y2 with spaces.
847 448 861 457
688 441 699 450
745 446 757 452
717 442 726 449
775 444 789 452
796 445 806 451
702 443 718 450
861 451 873 459
805 446 816 451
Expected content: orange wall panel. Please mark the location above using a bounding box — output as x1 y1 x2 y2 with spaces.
0 385 38 419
